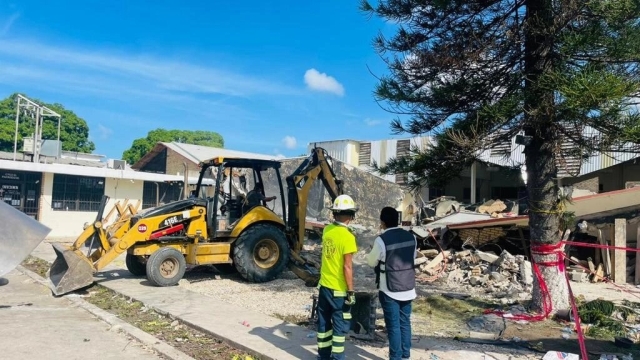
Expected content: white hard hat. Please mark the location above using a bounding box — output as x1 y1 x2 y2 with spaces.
330 194 358 212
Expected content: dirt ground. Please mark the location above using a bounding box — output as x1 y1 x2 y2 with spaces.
27 239 640 360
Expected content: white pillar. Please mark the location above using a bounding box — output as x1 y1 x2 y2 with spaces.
470 161 477 204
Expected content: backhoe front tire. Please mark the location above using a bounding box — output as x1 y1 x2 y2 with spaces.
146 247 186 287
233 224 289 283
126 253 147 276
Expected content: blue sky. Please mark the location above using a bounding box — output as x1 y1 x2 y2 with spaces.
0 1 404 160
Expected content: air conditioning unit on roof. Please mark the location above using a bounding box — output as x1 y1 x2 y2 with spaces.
107 159 127 170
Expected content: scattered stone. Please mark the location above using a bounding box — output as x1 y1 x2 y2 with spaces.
424 252 449 270
447 269 464 283
519 259 533 285
474 251 499 264
489 272 505 282
466 314 506 334
477 199 507 215
414 255 429 266
570 270 589 283
469 276 486 286
421 249 440 258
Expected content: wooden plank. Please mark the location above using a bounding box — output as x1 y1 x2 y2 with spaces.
613 219 627 283
598 229 611 276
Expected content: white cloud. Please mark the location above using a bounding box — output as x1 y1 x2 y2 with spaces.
364 118 382 126
275 153 286 159
0 39 298 99
303 69 345 96
96 124 113 140
0 13 19 37
282 135 297 149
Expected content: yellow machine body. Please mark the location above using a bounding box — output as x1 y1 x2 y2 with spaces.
48 148 341 296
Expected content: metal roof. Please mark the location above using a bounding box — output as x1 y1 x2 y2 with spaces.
167 142 280 163
0 158 206 183
132 142 281 170
0 151 108 168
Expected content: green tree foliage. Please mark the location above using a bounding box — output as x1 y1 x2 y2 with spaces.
122 129 224 164
0 93 95 153
361 0 640 312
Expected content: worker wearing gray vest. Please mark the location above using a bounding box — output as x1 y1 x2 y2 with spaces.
366 207 417 360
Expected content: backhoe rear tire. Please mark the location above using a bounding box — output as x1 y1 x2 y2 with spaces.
233 223 289 283
126 253 147 276
146 247 186 287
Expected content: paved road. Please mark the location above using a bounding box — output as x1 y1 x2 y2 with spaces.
0 270 163 360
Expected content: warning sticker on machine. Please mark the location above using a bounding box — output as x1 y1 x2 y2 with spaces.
138 224 148 232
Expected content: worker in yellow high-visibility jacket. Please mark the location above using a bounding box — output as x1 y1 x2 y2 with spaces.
316 194 358 360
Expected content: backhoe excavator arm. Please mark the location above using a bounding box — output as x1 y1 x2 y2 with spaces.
284 147 343 285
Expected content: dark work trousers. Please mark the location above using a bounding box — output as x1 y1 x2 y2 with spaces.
379 291 412 360
316 286 352 360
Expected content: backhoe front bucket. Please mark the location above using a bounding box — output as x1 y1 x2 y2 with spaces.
48 243 95 296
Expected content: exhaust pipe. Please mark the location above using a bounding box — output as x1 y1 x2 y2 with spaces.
48 243 95 296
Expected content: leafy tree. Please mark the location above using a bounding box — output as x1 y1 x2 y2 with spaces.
122 129 224 164
361 0 640 314
0 93 95 153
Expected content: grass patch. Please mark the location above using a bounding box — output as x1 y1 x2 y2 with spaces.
22 256 49 277
411 294 497 336
21 256 260 360
413 295 493 320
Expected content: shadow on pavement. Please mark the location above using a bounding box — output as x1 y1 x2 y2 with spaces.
248 321 386 360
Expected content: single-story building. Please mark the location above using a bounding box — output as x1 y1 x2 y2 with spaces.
0 150 204 239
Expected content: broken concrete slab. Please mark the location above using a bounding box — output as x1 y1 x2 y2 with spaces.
474 251 500 264
519 260 533 285
424 251 450 269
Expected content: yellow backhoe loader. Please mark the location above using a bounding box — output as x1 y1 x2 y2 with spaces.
47 147 343 296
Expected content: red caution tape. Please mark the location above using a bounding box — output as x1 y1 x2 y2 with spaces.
484 241 588 360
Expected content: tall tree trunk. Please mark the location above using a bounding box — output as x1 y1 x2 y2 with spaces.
523 0 570 314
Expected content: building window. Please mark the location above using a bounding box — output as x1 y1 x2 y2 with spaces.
142 181 184 209
359 142 371 167
51 174 105 211
463 187 481 203
491 186 519 200
429 188 445 200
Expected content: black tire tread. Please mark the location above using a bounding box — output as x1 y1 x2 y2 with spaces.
145 247 186 287
233 223 289 283
125 253 146 276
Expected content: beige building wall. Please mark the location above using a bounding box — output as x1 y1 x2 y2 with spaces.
39 173 144 239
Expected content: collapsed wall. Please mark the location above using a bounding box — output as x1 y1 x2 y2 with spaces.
262 157 408 230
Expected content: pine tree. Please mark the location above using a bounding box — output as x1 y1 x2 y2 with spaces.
360 0 640 313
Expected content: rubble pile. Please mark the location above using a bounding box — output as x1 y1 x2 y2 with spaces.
418 197 520 225
416 249 534 303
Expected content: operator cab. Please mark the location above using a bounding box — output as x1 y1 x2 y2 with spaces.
196 157 286 239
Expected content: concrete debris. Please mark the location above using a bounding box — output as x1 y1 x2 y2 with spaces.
417 196 461 223
474 251 500 264
541 352 579 360
477 200 507 215
417 196 520 225
416 249 533 301
569 269 589 283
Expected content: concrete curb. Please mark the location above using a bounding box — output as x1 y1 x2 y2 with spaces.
16 265 196 360
26 254 281 360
